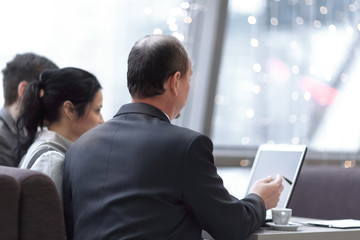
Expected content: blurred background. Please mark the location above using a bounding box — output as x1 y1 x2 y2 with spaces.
1 0 360 167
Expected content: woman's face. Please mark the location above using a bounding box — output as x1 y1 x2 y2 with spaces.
72 89 104 139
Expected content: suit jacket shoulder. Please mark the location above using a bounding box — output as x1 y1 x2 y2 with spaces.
0 107 20 166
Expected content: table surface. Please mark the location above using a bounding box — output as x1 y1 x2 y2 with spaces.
202 217 360 240
248 216 360 240
203 168 360 239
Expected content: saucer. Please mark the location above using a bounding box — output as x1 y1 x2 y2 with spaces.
266 222 302 231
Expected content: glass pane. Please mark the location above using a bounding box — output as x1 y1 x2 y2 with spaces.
212 0 360 153
0 0 194 121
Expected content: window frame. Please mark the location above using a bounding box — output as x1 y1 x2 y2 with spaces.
178 0 360 166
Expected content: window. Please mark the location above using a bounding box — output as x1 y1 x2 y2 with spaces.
211 0 360 161
0 0 196 120
2 0 359 163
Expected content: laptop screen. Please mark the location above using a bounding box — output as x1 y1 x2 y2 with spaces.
245 144 307 209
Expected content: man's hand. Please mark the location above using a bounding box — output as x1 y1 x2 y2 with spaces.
249 174 283 209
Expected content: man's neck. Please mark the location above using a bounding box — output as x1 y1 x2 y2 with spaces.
6 103 19 121
132 97 174 120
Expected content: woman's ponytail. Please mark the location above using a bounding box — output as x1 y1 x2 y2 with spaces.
17 77 46 154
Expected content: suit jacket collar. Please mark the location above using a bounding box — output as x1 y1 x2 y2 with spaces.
0 107 17 134
114 103 171 123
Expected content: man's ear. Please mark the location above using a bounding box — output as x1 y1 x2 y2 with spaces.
17 81 28 99
168 71 181 96
63 100 76 120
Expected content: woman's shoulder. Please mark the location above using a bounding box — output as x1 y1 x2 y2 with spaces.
19 139 66 169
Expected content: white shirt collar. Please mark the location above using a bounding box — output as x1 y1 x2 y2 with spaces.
161 111 171 121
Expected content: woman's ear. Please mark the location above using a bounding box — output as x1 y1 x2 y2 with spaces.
63 100 76 120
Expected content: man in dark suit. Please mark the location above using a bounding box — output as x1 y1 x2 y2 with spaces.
0 53 58 166
63 35 283 240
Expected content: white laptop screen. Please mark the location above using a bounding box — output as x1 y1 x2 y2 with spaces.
245 144 307 209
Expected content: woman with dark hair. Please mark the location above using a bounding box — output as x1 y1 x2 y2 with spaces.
17 67 103 198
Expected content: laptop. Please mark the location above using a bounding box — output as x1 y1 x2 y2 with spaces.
244 144 307 221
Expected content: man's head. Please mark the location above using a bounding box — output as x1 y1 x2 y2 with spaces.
127 35 190 99
127 35 192 119
2 53 58 107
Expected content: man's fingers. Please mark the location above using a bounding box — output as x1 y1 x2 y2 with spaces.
263 175 273 183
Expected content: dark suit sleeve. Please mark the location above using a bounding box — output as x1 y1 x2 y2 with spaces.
63 150 74 240
0 135 16 167
182 135 266 240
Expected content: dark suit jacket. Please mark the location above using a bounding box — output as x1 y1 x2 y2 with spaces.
0 107 23 166
63 103 265 240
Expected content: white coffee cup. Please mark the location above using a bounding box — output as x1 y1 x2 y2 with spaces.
271 208 292 225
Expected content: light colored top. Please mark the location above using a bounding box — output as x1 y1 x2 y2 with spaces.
19 129 72 200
